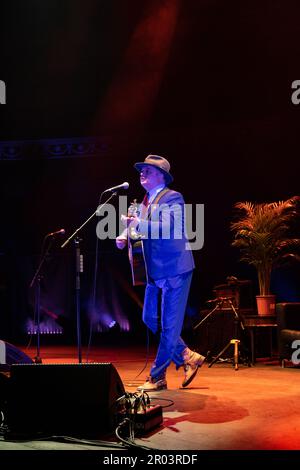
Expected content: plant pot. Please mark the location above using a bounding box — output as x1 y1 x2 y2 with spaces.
256 295 276 316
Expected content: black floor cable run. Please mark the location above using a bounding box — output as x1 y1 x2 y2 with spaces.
1 433 125 449
147 396 174 409
39 435 124 449
124 328 151 387
115 419 157 451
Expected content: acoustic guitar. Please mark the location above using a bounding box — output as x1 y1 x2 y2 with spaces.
127 199 147 286
126 189 170 286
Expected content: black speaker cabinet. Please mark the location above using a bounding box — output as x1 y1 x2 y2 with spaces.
5 363 125 439
0 340 33 369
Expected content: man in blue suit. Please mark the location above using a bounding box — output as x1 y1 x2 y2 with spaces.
116 155 205 390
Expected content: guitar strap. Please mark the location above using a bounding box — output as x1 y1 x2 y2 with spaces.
145 187 171 220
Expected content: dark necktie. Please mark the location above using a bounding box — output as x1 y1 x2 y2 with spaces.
140 192 150 218
143 192 150 205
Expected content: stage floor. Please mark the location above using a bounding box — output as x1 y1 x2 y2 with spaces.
1 343 300 459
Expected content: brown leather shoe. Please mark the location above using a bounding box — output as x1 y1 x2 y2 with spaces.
137 376 167 391
182 350 205 387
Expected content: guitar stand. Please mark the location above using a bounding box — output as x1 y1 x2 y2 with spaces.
207 298 251 370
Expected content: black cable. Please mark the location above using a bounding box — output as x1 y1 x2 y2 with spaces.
2 433 124 449
115 419 157 451
45 435 124 449
124 327 151 387
129 289 162 384
148 396 174 408
134 327 150 379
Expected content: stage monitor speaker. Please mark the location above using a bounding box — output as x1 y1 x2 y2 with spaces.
0 340 33 370
5 363 125 439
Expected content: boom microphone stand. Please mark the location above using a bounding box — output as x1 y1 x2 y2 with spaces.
61 191 118 363
29 233 58 363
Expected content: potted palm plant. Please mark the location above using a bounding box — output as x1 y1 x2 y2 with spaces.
230 196 300 315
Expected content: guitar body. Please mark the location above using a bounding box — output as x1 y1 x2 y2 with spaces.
127 200 147 286
128 239 147 286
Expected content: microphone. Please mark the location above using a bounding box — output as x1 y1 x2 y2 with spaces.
103 182 129 193
47 229 65 237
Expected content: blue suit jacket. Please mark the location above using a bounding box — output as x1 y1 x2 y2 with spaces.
138 189 195 281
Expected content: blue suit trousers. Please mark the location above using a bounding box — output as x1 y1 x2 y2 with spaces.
142 270 193 379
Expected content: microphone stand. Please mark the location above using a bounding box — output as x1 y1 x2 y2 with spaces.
61 191 118 363
29 235 55 364
208 298 247 370
194 297 248 370
193 300 223 331
193 297 237 330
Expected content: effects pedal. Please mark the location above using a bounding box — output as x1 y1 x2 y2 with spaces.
132 404 163 434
